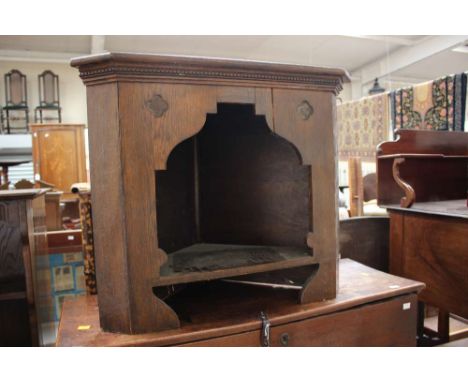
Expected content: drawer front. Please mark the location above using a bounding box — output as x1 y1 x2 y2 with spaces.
181 294 418 347
270 294 417 346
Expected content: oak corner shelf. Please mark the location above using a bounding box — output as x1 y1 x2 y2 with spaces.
72 52 347 334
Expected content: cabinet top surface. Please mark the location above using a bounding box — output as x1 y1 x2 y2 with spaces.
385 199 468 219
70 52 350 92
55 259 423 346
0 188 47 200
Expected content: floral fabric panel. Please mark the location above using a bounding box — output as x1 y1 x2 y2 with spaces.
390 73 466 132
338 92 390 161
78 192 97 295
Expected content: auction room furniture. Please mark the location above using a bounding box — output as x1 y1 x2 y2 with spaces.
31 123 87 200
377 129 468 343
34 70 62 123
2 69 29 134
72 52 349 334
0 189 47 346
56 259 424 346
13 179 63 231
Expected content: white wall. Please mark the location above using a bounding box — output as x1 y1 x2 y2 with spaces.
0 61 87 124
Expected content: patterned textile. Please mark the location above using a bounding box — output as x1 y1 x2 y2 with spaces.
338 92 390 161
390 73 467 132
78 191 97 295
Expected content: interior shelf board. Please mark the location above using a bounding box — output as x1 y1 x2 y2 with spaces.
154 243 315 286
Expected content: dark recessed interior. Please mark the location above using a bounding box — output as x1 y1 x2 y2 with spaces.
155 103 313 278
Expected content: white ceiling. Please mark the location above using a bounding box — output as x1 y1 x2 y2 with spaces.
102 35 404 72
1 35 467 85
394 49 468 79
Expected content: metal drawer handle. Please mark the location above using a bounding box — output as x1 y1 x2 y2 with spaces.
259 311 270 347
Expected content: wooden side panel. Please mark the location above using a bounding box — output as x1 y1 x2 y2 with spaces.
272 89 338 300
401 213 468 318
118 83 185 332
88 82 180 334
86 83 132 333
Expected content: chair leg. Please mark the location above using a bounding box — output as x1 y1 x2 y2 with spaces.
26 109 30 132
2 166 9 184
6 110 10 134
438 309 450 343
417 301 425 339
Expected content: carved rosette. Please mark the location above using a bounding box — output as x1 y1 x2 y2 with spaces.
297 100 314 120
145 94 169 118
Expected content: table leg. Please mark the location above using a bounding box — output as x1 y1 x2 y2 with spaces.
438 309 450 343
2 166 9 184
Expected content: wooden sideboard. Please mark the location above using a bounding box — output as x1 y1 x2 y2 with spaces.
387 205 468 318
56 259 424 346
0 189 47 346
31 124 87 200
377 129 468 342
71 53 349 334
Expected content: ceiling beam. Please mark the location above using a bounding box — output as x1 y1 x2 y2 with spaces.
344 35 425 46
353 35 468 84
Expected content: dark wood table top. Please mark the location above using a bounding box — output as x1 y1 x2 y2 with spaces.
56 259 424 346
0 189 47 200
385 199 468 219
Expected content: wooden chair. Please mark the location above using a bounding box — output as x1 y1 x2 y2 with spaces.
363 173 377 202
347 157 364 216
34 70 62 123
2 69 29 134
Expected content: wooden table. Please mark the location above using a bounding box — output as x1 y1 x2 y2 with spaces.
56 259 424 346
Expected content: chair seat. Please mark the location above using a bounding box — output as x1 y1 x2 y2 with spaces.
3 105 28 111
35 105 61 110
